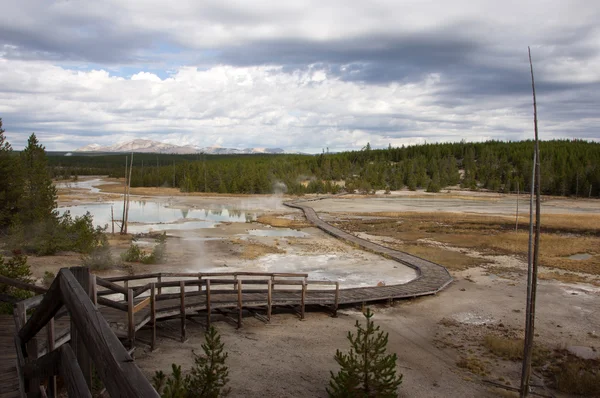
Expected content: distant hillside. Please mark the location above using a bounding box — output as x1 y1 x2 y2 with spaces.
75 139 287 155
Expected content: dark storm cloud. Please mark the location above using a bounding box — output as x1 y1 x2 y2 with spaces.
215 31 479 82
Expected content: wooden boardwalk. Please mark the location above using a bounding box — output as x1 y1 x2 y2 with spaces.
0 315 21 398
284 199 453 301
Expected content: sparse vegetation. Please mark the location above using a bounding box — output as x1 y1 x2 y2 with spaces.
327 308 403 397
336 211 600 275
549 353 600 396
483 335 549 365
231 238 285 260
456 356 487 376
82 238 118 270
121 233 168 264
121 243 144 263
41 271 55 287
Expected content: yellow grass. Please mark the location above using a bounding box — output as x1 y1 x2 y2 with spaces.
229 238 285 260
456 357 488 376
256 214 311 229
483 335 550 366
539 271 600 287
395 243 488 271
339 211 600 275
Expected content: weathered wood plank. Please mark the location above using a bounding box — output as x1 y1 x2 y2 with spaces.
58 345 92 398
59 269 159 397
69 267 92 390
133 297 151 314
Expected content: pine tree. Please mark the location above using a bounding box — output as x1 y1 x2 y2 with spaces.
0 252 34 313
19 133 57 224
0 119 23 230
186 326 230 397
327 308 403 398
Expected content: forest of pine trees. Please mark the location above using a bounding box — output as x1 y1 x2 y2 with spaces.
47 139 600 198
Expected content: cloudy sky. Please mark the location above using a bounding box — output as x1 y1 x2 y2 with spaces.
0 0 598 152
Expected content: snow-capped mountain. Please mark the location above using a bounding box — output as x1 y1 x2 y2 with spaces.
75 139 287 155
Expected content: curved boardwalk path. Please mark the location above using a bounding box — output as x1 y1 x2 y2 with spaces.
284 199 453 303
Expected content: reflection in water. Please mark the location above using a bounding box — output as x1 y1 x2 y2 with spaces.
55 178 114 193
181 209 189 219
248 229 309 237
58 201 257 233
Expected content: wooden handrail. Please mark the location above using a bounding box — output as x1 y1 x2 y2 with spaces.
96 277 128 295
0 275 47 294
103 271 309 283
18 268 158 397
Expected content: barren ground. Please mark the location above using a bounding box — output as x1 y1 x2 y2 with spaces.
32 178 600 397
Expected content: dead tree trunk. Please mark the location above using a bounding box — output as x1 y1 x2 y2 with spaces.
520 46 542 398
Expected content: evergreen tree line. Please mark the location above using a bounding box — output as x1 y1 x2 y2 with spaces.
48 139 600 197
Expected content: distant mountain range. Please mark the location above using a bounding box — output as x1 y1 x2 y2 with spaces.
75 139 288 155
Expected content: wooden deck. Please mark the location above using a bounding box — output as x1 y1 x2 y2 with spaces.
0 315 21 398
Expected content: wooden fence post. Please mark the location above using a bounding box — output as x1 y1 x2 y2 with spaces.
333 282 339 318
127 288 134 348
69 267 92 389
90 274 97 308
150 283 156 351
205 279 211 331
47 317 57 397
237 280 243 329
198 275 202 292
124 280 129 301
300 280 306 320
18 301 39 394
157 274 162 295
267 279 272 322
180 281 186 342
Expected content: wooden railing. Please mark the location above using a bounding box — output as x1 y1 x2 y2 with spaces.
94 271 339 349
14 267 158 398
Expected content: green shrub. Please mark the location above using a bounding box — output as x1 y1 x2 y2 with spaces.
42 271 55 287
0 252 34 314
8 211 106 255
82 238 117 271
122 233 167 264
121 244 143 262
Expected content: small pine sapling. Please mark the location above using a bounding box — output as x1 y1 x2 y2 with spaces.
327 308 403 397
187 326 230 397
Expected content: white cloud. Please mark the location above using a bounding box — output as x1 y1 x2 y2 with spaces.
0 1 599 151
2 57 595 152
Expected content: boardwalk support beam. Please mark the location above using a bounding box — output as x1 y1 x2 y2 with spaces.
180 281 186 342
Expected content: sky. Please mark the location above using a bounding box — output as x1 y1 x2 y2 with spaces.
0 0 598 153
